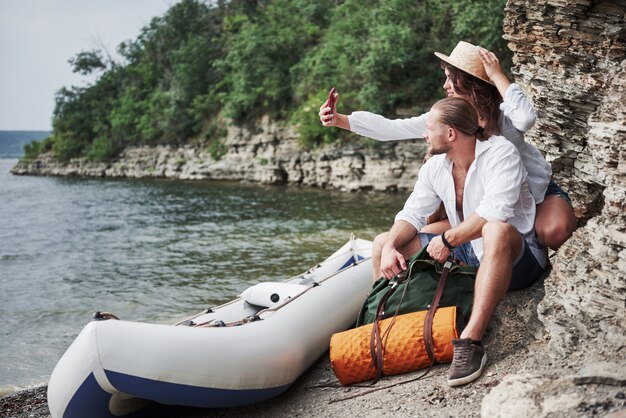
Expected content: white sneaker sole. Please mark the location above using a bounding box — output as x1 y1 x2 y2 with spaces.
447 352 488 387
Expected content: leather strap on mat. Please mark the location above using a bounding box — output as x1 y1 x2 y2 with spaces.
370 258 453 381
424 259 452 363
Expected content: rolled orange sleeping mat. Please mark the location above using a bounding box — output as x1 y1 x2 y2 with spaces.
329 306 460 385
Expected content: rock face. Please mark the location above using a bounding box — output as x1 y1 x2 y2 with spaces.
480 1 626 416
11 116 426 192
504 0 625 362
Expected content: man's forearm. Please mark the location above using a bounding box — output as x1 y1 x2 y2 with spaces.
384 220 419 250
444 213 487 247
379 220 419 278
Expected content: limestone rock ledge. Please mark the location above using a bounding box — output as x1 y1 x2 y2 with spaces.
505 0 625 361
11 117 426 193
484 1 626 417
481 367 626 418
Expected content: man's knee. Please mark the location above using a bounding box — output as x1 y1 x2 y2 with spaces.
481 221 520 259
481 221 516 238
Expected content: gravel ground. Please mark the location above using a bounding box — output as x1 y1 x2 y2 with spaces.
2 280 624 418
0 387 48 418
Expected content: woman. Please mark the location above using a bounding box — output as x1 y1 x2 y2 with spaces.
319 41 576 251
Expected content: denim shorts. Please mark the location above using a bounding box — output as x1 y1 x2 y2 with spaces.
545 180 573 205
418 232 544 291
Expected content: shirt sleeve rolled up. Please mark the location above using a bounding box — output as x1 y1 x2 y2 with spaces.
394 161 442 231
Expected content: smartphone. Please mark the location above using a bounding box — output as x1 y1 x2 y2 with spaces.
327 87 336 115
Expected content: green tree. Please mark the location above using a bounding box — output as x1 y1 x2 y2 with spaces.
449 0 512 71
68 50 109 75
41 0 511 161
217 0 333 122
291 0 454 146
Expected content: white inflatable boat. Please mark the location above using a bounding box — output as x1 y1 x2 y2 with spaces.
48 238 373 418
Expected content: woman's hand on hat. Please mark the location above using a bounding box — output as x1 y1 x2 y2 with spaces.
478 47 504 81
478 47 511 97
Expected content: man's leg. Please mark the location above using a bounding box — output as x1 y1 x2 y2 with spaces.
448 221 522 387
460 221 522 340
371 232 387 281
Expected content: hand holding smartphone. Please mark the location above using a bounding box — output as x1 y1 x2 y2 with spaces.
326 87 336 115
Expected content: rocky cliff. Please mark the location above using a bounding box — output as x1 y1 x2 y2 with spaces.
480 1 625 416
11 116 426 193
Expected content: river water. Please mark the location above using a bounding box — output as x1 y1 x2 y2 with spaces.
0 158 407 395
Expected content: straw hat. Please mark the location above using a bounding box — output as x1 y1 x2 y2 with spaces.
434 41 494 85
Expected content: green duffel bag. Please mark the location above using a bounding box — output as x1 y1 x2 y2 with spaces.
356 246 477 327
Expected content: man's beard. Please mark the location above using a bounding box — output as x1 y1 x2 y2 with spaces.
428 143 450 155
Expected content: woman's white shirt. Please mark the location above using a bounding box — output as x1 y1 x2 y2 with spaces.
347 83 551 203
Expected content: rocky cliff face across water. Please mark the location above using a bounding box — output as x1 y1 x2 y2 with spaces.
12 116 426 193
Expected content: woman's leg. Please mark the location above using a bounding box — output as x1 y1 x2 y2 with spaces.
423 202 451 234
535 195 577 250
421 219 452 234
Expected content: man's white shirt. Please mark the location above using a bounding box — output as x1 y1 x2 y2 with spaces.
394 135 548 269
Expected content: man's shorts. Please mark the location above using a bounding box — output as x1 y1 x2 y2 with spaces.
418 232 545 290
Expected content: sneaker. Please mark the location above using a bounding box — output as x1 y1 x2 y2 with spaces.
447 338 488 387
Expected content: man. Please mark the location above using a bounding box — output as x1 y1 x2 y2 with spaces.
373 97 547 386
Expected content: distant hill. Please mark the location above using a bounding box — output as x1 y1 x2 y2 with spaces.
0 131 50 158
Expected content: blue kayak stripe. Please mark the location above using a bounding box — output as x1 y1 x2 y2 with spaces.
63 373 115 418
339 256 356 271
105 369 292 408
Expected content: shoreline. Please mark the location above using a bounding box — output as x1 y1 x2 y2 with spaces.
3 283 624 418
0 380 48 399
0 386 48 418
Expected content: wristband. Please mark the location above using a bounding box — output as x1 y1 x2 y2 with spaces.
441 231 455 251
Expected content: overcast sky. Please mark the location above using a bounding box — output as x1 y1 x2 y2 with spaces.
0 0 182 131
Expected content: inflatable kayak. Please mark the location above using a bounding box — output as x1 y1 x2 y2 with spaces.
48 237 373 418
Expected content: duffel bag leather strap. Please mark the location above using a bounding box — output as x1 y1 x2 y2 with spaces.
423 258 453 364
369 273 402 383
369 255 453 382
369 268 411 382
